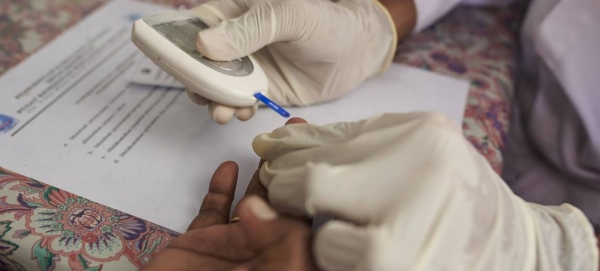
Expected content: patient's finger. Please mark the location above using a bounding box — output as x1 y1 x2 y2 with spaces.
285 117 307 125
187 161 238 231
245 160 268 199
232 159 268 218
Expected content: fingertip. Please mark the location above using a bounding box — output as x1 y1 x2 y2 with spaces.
285 117 307 125
211 161 239 188
189 160 240 230
218 160 239 171
209 103 236 124
235 104 257 121
251 133 270 157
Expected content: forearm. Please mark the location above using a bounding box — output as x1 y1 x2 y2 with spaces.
379 0 417 41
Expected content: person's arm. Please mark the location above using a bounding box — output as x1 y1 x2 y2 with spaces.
381 0 462 34
379 0 417 40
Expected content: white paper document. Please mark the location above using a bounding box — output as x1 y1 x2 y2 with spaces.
0 0 469 232
128 57 183 88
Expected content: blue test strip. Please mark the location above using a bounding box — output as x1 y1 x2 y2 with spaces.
254 92 291 118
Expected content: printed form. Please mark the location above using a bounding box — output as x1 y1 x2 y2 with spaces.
0 0 469 232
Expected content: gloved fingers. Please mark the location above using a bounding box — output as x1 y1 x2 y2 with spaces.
187 89 259 123
189 0 246 26
196 1 311 61
208 102 236 124
234 104 258 121
259 163 312 216
253 112 461 162
186 88 210 105
252 121 359 162
258 114 469 221
313 220 370 271
263 160 402 222
252 113 426 162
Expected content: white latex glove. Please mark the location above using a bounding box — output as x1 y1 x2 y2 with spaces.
186 0 397 124
252 112 599 271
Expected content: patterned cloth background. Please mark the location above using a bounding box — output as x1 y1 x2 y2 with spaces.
0 0 519 270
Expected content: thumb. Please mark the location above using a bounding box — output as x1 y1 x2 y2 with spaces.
237 196 281 249
313 220 371 271
237 196 306 249
189 0 247 26
196 1 303 61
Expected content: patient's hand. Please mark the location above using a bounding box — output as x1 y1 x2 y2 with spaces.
142 118 315 271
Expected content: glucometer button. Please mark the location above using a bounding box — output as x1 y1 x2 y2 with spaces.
217 59 243 71
200 57 220 68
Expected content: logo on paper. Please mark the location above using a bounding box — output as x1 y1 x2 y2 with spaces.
0 114 17 134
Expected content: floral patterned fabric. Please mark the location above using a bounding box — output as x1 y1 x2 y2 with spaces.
0 168 177 271
0 1 519 270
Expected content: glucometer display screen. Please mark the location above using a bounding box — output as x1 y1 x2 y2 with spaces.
150 18 252 76
152 19 204 56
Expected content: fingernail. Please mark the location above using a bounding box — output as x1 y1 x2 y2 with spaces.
248 197 277 221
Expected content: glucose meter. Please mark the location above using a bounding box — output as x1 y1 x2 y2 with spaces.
131 12 268 107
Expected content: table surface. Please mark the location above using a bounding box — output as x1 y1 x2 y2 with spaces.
0 1 519 270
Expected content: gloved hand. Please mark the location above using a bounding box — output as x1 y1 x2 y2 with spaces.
252 112 599 271
187 0 397 124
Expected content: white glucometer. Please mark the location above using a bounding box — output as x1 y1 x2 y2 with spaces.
131 12 268 107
